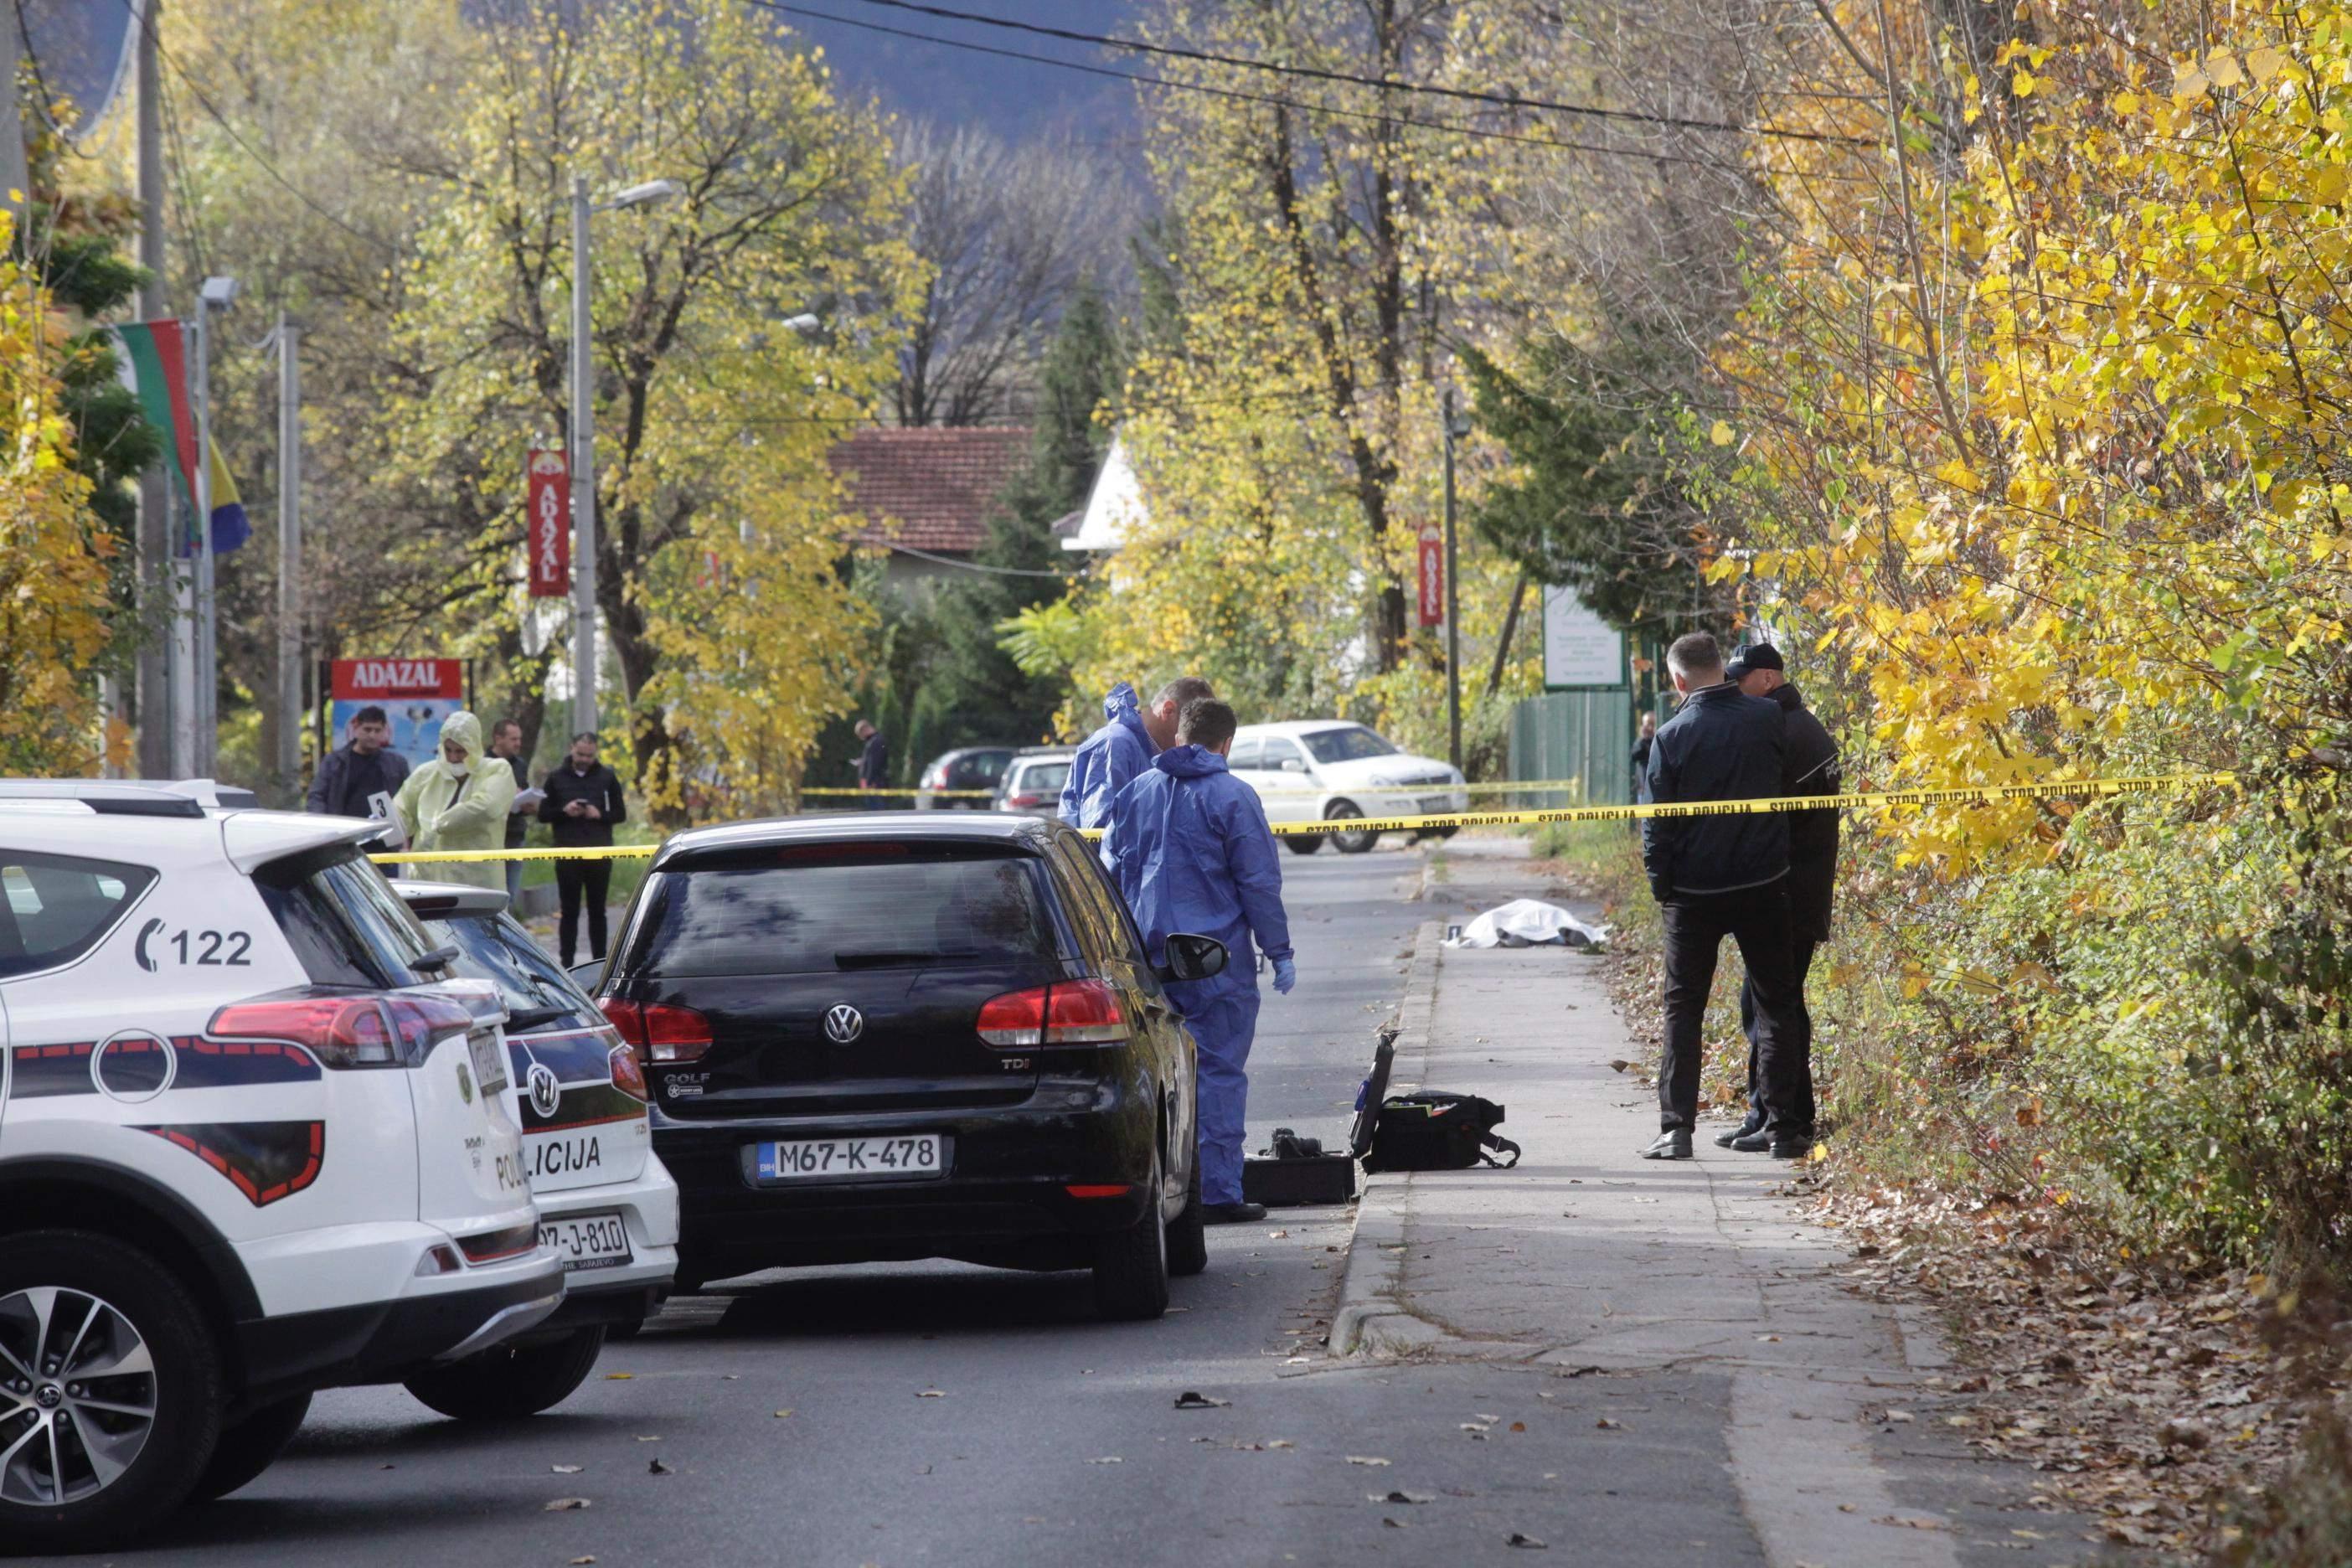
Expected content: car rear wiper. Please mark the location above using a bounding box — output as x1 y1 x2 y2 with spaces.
504 1005 579 1032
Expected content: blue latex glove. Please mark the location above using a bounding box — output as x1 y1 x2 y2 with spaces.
1272 957 1297 995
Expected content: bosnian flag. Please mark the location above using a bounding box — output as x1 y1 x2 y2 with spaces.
108 319 250 554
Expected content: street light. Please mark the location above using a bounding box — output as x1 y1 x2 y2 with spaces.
570 173 681 742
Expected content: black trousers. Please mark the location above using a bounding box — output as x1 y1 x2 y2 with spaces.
556 857 613 966
1658 882 1813 1135
1739 936 1819 1131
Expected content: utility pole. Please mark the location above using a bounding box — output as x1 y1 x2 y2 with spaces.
191 302 214 776
276 314 302 799
1 5 28 225
1442 389 1466 774
570 173 598 743
135 1 172 780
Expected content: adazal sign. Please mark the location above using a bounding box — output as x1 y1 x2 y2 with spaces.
329 658 467 771
1416 524 1444 628
527 447 570 597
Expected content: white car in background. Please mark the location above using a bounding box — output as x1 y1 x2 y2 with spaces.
1227 722 1467 854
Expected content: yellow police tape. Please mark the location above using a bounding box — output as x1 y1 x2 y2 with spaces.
797 787 998 798
369 771 2233 864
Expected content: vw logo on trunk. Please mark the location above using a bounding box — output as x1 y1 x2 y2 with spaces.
823 1004 864 1044
527 1061 562 1119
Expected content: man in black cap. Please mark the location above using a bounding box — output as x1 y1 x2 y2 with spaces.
1638 632 1815 1160
1715 643 1839 1151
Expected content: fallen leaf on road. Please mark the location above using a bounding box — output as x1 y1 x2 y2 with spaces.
722 1374 740 1380
1884 1410 1915 1423
1474 1412 1499 1422
635 1435 661 1442
1086 1457 1122 1465
648 1459 674 1476
1267 1230 1287 1239
775 1410 793 1419
1346 1456 1392 1467
1174 1391 1230 1409
570 1558 596 1565
1459 1423 1491 1434
1608 1060 1631 1073
1507 1533 1548 1550
551 1464 583 1474
1595 1417 1621 1430
917 1390 946 1399
1267 1440 1295 1449
1875 1515 1952 1531
1383 1517 1406 1529
1371 1490 1433 1504
604 1374 632 1380
1510 1422 1527 1433
544 1497 591 1511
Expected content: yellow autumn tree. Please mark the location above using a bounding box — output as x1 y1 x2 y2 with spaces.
0 210 116 774
1065 2 1545 751
379 0 921 820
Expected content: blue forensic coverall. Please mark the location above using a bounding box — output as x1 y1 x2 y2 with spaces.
1105 745 1293 1207
1059 681 1156 829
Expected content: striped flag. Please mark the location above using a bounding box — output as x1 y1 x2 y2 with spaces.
109 318 248 554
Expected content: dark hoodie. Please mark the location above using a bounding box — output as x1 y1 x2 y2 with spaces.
1768 681 1840 941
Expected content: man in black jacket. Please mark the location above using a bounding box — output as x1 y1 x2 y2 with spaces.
539 732 628 967
1718 645 1839 1150
305 706 411 819
1639 632 1815 1160
855 720 889 807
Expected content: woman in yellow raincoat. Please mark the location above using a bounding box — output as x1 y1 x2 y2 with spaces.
392 711 517 893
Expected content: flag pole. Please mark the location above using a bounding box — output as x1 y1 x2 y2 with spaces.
276 314 302 799
135 0 173 781
193 302 214 776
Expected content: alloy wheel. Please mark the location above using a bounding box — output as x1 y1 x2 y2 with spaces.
0 1286 160 1506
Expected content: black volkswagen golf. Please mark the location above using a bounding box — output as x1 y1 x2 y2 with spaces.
591 813 1225 1320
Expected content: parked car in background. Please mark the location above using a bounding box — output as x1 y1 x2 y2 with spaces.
915 746 1018 811
1228 721 1467 854
395 882 678 1379
588 813 1225 1320
993 747 1075 818
0 782 565 1552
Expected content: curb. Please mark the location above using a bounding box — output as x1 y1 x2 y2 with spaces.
1328 919 1443 1358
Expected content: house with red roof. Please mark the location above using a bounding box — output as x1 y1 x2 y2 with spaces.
828 426 1033 596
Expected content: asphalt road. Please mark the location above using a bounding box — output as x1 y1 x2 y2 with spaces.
49 845 1756 1568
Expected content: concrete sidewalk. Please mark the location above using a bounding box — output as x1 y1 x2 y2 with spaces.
1332 837 2115 1567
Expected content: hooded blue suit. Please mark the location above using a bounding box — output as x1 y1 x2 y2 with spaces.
1058 682 1156 830
1105 745 1292 1206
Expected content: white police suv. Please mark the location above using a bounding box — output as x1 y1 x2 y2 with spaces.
394 879 678 1373
0 781 565 1552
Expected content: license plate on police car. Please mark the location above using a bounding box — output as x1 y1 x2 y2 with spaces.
539 1210 632 1271
1417 795 1455 814
467 1029 508 1094
754 1135 944 1183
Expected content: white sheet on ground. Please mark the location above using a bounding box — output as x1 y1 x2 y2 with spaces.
1447 898 1611 950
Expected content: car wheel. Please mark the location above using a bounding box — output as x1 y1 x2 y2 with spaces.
1091 1148 1170 1320
1282 833 1323 856
0 1230 224 1554
402 1326 606 1421
191 1391 310 1503
1323 802 1379 855
1167 1139 1207 1278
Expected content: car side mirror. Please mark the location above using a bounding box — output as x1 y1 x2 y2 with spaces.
1280 757 1307 773
1157 933 1229 984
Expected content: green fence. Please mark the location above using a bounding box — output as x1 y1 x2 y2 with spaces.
1507 689 1638 806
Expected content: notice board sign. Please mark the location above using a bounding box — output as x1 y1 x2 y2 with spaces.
1542 586 1626 689
329 658 467 772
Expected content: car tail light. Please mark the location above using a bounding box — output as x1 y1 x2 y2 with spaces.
456 1220 539 1264
608 1040 649 1101
598 998 713 1065
210 992 472 1070
1005 793 1048 809
976 980 1128 1048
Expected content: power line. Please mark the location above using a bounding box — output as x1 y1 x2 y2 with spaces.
838 0 1866 147
753 1 1803 173
865 539 1075 577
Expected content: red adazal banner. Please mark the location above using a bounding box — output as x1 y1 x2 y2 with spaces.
527 447 570 597
1416 525 1445 628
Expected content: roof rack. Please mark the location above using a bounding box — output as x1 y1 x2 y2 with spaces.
0 779 259 818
